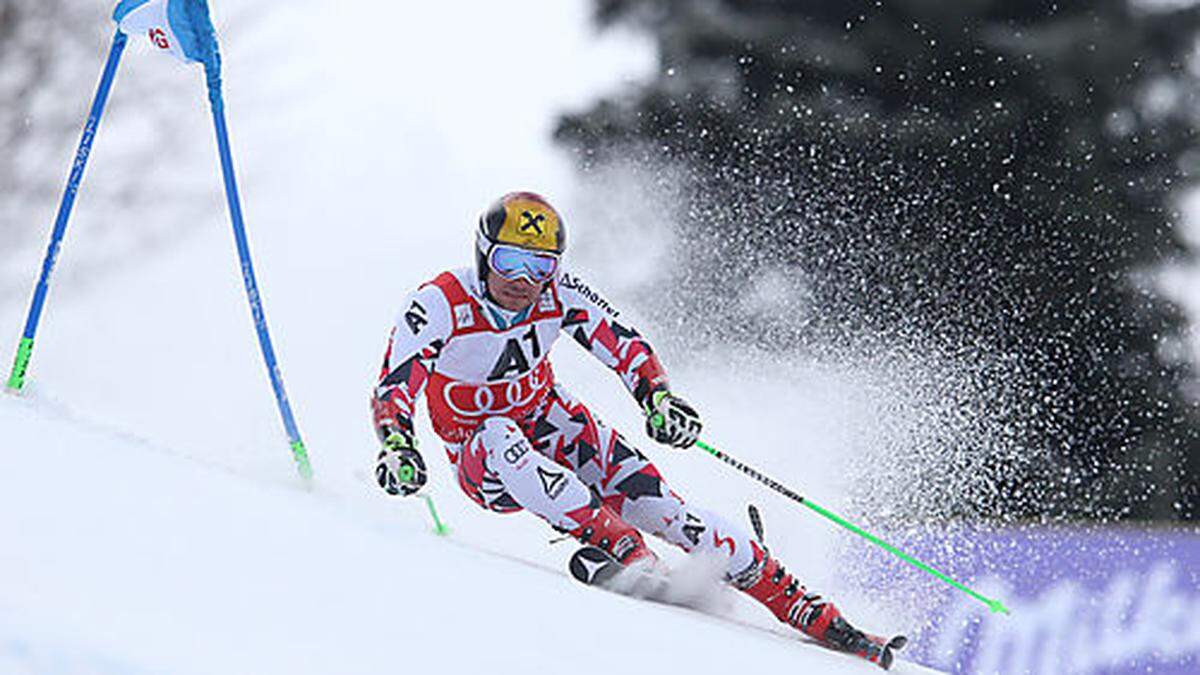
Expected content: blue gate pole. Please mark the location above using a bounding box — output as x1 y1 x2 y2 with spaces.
7 30 128 393
202 63 313 481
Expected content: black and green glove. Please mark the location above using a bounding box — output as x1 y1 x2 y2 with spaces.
375 431 427 496
643 389 703 449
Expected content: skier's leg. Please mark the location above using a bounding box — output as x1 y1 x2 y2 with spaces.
452 416 594 528
526 387 758 574
604 446 900 667
449 430 522 515
735 546 905 667
453 416 653 563
532 388 897 666
599 433 759 578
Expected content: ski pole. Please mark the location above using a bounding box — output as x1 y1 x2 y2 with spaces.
421 495 450 536
7 30 128 393
692 437 1010 615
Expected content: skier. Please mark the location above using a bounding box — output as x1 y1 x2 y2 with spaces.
371 192 904 668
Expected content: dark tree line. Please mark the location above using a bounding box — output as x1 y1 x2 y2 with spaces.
557 0 1200 521
1 0 100 276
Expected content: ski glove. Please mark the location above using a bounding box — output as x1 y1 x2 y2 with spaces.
376 431 427 496
643 389 702 449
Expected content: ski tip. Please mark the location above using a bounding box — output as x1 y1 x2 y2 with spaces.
875 636 908 671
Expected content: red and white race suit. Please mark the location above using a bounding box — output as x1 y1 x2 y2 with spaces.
371 267 892 659
372 267 756 577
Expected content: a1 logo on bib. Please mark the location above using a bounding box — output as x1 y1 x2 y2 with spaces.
488 325 542 381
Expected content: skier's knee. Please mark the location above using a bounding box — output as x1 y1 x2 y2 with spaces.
455 417 527 514
472 416 532 467
659 505 757 577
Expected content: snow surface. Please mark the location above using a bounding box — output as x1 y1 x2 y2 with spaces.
1 1 943 673
0 394 940 675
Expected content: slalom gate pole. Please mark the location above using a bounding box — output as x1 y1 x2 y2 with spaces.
7 30 128 393
693 438 1010 615
202 60 313 482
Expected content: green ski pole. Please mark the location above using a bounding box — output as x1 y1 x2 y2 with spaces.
395 459 449 536
421 494 450 536
690 436 1010 615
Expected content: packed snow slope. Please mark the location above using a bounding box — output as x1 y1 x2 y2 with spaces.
0 394 941 675
2 1 944 673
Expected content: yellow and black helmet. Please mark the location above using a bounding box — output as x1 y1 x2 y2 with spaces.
478 191 566 254
476 191 566 286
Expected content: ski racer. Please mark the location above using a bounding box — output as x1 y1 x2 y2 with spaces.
370 192 904 668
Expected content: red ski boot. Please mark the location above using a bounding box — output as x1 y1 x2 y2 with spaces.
568 504 656 567
735 544 906 670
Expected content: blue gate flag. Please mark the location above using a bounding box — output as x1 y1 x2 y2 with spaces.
112 0 218 71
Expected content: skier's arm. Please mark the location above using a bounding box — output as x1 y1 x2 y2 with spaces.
557 271 669 407
371 285 451 495
557 271 702 449
371 285 450 440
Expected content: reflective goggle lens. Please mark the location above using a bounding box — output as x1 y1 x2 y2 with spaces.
488 245 559 283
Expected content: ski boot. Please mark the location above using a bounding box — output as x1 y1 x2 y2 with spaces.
568 504 656 567
735 544 906 669
566 505 672 598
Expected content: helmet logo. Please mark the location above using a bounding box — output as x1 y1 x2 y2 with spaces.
482 193 564 255
520 210 546 235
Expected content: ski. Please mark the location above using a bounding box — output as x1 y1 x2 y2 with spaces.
858 634 908 671
873 635 909 671
824 617 908 670
568 544 909 671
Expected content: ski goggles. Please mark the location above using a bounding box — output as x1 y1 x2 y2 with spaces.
486 244 560 284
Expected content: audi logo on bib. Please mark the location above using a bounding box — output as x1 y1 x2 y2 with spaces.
429 360 554 436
